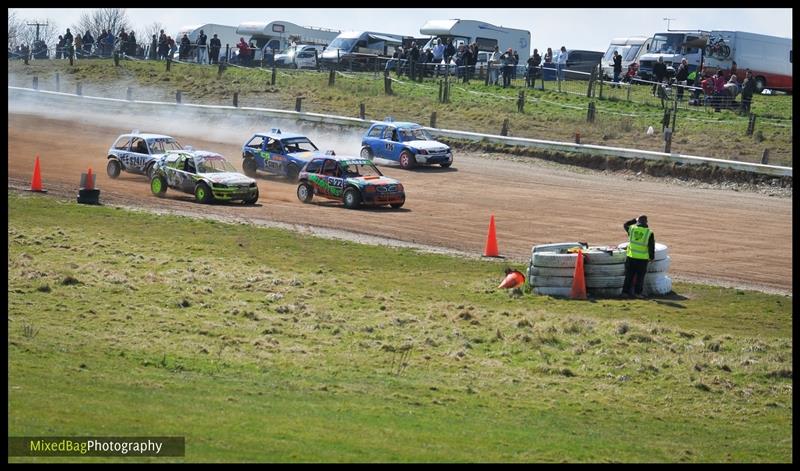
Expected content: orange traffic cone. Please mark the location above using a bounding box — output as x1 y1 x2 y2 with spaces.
85 167 94 190
77 166 101 205
28 155 47 193
483 214 500 257
499 269 525 289
570 249 587 300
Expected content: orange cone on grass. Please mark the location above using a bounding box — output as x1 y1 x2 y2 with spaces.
499 269 525 289
77 166 101 205
28 155 47 193
570 249 587 300
483 214 500 257
85 167 94 190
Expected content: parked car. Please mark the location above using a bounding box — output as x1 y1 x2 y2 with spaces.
106 131 183 179
241 129 333 180
360 119 453 169
150 149 259 204
564 49 604 80
296 155 405 209
273 44 323 69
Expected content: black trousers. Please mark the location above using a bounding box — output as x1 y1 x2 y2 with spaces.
623 258 649 295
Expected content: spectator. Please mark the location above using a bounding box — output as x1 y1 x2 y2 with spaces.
488 45 500 85
104 29 114 57
622 215 655 298
56 35 65 59
63 28 73 48
82 30 94 56
196 29 208 64
527 48 541 88
543 47 553 80
168 36 177 60
209 33 221 64
544 47 553 64
469 43 478 81
236 37 250 65
179 34 191 61
674 58 689 101
652 56 667 95
158 30 168 60
723 74 740 108
500 48 514 88
408 41 419 79
119 28 128 47
556 46 567 81
512 50 519 80
444 38 455 64
422 47 433 76
729 61 738 81
98 30 108 56
128 31 137 57
740 69 755 114
149 34 158 60
611 50 622 87
74 33 83 58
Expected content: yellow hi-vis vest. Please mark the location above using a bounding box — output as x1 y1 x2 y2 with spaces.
626 225 652 260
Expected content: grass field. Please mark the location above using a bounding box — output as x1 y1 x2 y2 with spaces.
8 192 792 462
7 60 793 167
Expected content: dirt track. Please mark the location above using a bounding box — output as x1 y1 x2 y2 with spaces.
8 112 793 294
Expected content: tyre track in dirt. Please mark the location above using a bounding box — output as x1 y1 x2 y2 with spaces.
8 112 792 294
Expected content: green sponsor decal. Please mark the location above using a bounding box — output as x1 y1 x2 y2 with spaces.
308 174 342 197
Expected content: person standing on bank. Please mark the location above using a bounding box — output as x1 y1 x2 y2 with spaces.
623 215 655 298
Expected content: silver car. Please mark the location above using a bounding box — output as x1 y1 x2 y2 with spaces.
106 131 183 179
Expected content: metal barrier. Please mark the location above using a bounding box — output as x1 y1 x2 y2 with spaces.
9 85 791 178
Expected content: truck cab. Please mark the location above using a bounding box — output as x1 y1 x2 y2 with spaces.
637 31 705 81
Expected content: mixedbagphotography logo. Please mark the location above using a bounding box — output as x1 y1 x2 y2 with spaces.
8 437 185 457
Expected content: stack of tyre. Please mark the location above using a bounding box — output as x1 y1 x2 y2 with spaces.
527 242 672 297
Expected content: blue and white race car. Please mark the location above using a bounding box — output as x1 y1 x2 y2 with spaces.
360 119 453 169
241 129 333 181
106 131 183 179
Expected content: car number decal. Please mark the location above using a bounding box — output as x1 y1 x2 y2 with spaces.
385 143 394 152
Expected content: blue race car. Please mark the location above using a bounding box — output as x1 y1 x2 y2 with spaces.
241 129 332 181
360 119 453 169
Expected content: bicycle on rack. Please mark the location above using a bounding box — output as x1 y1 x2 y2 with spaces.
704 37 731 59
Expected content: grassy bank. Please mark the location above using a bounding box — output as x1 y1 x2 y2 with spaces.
8 192 792 462
8 60 793 167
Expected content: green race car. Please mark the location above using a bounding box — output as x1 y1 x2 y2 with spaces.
150 150 259 204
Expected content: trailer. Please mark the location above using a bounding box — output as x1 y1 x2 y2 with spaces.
176 23 242 63
236 21 340 65
601 36 652 80
419 19 531 61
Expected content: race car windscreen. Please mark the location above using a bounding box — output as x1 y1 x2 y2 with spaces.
399 128 432 141
341 162 383 178
283 138 319 153
149 138 183 153
197 157 238 173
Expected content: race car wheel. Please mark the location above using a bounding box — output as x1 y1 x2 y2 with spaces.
243 188 259 205
440 162 452 168
297 183 313 203
360 146 373 160
242 158 257 178
145 162 155 180
390 199 405 209
399 150 416 170
343 188 362 209
195 182 213 204
150 174 167 197
286 164 300 181
107 158 121 179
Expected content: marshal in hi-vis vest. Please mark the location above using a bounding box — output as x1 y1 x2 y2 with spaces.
626 225 652 260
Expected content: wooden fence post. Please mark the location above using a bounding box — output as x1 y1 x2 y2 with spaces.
517 90 525 113
746 113 756 136
664 127 673 153
761 148 770 165
501 118 509 136
176 90 182 104
55 73 59 92
295 97 303 112
76 82 82 96
359 103 365 120
430 111 437 128
166 57 171 71
32 76 38 90
271 65 276 85
328 69 335 86
233 92 238 107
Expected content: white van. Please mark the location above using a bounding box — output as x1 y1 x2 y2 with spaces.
601 36 652 80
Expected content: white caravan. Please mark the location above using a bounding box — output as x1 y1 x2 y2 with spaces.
176 24 242 62
236 21 340 63
419 19 531 61
601 36 652 80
